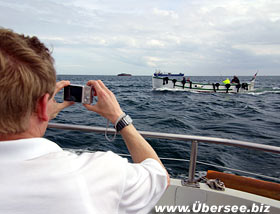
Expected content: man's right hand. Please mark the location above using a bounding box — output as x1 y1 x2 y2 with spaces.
83 80 124 124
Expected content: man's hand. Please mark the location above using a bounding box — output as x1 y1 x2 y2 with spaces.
48 81 74 120
83 80 124 124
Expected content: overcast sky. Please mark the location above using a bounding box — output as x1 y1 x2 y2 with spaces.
1 0 280 76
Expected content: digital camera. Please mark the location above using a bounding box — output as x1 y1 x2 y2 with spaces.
63 84 93 104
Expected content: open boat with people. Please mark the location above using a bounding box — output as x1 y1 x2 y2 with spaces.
48 123 280 214
153 72 257 93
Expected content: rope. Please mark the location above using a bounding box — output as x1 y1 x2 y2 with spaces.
105 119 117 142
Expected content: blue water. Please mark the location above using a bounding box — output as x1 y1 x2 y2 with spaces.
45 75 280 182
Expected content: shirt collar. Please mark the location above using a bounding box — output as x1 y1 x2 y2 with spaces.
0 138 63 161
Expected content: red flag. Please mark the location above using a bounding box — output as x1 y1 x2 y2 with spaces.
251 72 258 81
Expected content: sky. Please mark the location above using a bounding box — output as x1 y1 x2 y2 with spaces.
0 0 280 76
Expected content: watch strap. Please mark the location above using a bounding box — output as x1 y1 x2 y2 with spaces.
115 114 132 132
114 113 126 127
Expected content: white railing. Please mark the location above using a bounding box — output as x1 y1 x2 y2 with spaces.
48 123 280 184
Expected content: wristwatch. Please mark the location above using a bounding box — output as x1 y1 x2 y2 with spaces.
115 114 133 132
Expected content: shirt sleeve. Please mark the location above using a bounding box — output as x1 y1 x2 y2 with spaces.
118 158 168 214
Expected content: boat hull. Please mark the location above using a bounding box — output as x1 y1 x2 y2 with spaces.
152 76 255 93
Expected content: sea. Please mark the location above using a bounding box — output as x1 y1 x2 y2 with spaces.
45 75 280 183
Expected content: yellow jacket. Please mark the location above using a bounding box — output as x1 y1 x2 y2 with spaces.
223 78 230 84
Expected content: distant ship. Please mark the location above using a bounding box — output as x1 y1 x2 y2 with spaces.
153 71 184 77
117 73 132 76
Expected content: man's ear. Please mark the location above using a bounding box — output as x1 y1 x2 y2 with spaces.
36 94 50 122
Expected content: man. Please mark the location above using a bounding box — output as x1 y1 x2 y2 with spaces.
0 28 169 214
231 75 240 84
181 77 187 89
231 76 241 92
223 78 231 93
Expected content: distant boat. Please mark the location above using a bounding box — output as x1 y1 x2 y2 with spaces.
153 72 184 77
153 73 258 93
117 73 132 76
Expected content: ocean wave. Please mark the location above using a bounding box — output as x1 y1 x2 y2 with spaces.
248 90 280 95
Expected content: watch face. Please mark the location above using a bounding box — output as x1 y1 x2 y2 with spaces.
116 115 133 132
125 115 133 123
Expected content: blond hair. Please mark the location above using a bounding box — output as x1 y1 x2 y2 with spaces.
0 28 56 135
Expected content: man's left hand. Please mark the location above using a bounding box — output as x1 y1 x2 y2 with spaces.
49 81 74 120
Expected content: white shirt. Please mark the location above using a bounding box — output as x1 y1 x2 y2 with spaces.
0 138 167 214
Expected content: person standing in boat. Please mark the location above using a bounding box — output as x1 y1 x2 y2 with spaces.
186 77 192 89
223 78 230 85
181 76 187 89
231 75 241 92
223 78 231 93
0 28 169 214
231 75 240 84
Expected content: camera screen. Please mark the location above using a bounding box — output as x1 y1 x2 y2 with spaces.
64 85 83 102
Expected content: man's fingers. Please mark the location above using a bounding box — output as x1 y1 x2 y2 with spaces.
87 80 102 94
61 101 74 109
55 101 74 113
87 80 111 96
83 103 97 112
97 80 111 94
55 80 70 94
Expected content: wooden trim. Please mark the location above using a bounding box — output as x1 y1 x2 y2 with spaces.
206 170 280 201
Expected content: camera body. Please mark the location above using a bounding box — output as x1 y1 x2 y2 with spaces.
64 84 93 104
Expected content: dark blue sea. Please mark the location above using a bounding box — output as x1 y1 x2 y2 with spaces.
45 75 280 183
